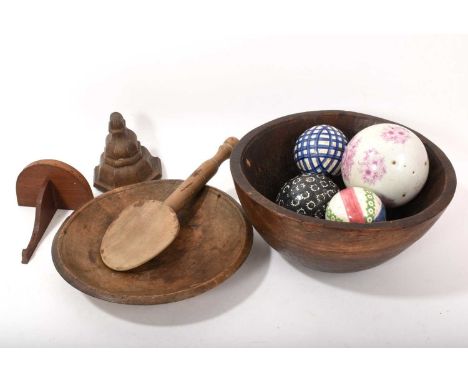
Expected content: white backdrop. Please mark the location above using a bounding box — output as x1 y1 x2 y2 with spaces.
1 2 467 347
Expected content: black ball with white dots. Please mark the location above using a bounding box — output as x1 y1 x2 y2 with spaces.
276 173 339 219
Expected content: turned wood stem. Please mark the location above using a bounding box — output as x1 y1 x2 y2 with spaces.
164 137 239 212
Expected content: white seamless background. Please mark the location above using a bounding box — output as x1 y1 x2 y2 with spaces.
1 1 467 348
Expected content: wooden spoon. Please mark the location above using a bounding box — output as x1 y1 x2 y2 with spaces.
100 137 239 271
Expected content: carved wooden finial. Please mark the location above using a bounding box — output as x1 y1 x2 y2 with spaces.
94 112 162 192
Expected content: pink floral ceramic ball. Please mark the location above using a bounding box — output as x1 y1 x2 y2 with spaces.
341 123 429 207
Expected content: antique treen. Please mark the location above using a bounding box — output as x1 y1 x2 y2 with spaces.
16 160 93 264
100 137 239 271
230 110 457 272
94 112 162 192
52 179 252 304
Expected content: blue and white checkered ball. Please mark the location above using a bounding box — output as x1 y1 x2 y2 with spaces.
294 124 348 176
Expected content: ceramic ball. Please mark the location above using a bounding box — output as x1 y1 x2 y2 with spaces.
294 124 348 176
341 123 429 207
276 173 339 218
326 187 386 223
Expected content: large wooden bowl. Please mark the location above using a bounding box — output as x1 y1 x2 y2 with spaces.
230 111 457 272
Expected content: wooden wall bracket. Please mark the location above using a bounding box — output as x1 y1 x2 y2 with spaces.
16 160 93 264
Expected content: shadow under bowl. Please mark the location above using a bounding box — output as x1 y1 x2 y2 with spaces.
230 110 457 272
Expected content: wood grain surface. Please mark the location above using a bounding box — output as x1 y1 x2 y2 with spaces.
100 137 239 271
52 180 253 305
16 160 94 263
230 110 457 272
17 159 93 209
94 112 162 192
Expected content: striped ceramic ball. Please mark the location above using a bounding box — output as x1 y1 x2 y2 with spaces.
294 124 348 176
325 187 386 223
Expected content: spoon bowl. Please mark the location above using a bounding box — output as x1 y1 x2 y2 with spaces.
101 200 179 271
100 137 239 271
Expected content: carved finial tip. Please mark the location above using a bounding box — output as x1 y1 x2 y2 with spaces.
109 112 125 133
110 111 123 119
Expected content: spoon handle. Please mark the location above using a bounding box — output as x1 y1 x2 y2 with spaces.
164 137 239 213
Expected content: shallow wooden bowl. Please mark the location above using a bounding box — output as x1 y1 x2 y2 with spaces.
230 111 456 272
52 180 253 304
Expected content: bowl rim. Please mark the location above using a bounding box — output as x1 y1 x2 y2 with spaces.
52 179 253 305
230 110 457 230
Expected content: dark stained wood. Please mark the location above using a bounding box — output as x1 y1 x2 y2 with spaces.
94 112 162 192
17 160 93 209
21 180 57 264
52 180 253 305
16 160 94 264
230 110 457 272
